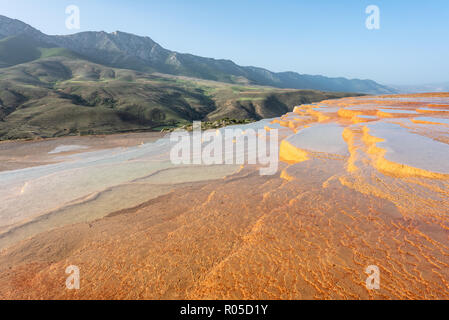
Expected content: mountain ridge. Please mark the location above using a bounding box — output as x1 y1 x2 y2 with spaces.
0 15 395 94
0 47 362 140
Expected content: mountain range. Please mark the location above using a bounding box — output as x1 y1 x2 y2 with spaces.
0 15 394 94
0 15 385 140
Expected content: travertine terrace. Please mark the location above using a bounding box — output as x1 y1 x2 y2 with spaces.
0 93 448 299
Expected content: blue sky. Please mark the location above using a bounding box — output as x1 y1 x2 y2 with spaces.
1 0 449 85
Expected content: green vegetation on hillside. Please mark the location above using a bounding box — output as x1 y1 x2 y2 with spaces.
0 55 362 141
0 35 83 69
0 35 41 67
162 118 256 132
38 47 80 59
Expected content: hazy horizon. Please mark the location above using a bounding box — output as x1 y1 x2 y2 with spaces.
1 0 449 86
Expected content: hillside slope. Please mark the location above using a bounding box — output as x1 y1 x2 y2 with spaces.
0 56 361 140
0 34 81 68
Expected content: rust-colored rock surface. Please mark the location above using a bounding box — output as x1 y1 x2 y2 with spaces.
0 93 448 299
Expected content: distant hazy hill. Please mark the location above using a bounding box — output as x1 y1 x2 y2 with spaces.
0 15 395 94
391 83 449 93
